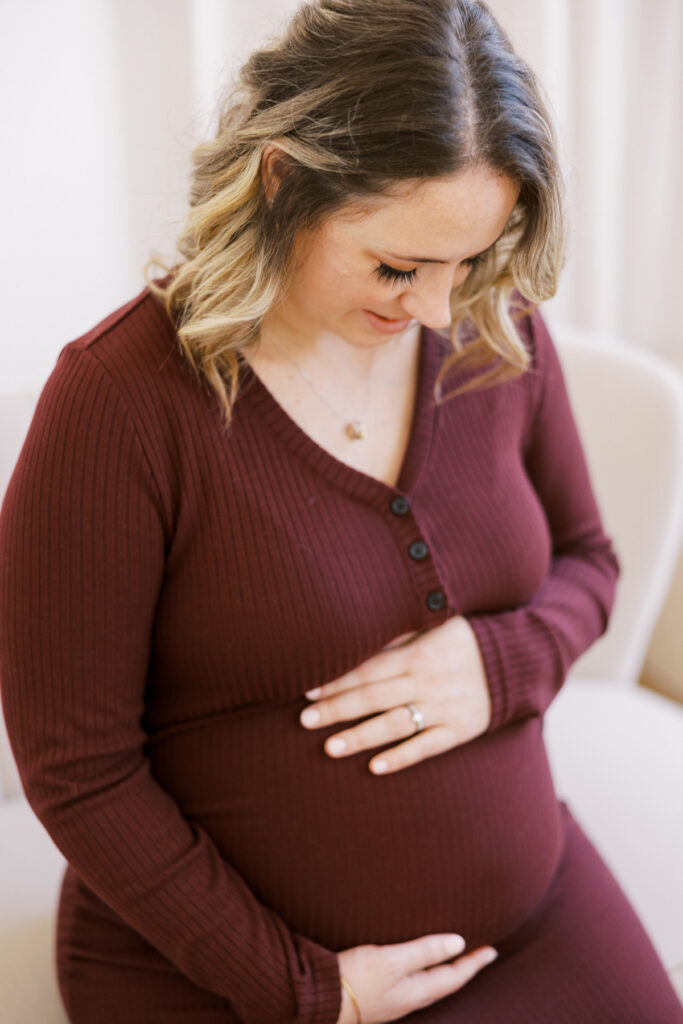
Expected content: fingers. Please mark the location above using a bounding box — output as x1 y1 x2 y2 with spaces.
365 726 458 774
321 704 426 759
405 946 498 1009
300 673 413 729
338 935 498 1024
303 644 410 703
314 700 459 772
390 933 467 976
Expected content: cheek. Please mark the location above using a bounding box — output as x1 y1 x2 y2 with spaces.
296 245 377 310
293 261 342 307
322 264 372 305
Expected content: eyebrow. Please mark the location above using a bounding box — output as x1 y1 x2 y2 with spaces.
383 228 507 264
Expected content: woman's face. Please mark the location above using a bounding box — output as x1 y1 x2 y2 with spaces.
261 162 521 355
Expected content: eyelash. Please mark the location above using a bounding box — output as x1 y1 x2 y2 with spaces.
374 252 486 286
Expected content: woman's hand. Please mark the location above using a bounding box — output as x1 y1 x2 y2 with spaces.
299 616 492 774
335 933 498 1023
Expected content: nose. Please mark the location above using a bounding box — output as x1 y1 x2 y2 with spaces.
399 267 462 330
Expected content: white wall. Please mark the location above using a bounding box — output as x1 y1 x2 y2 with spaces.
1 0 191 390
2 1 682 378
3 1 130 390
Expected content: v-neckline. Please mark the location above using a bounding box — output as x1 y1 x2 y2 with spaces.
236 325 446 506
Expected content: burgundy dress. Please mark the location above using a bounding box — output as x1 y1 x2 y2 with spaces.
0 286 680 1022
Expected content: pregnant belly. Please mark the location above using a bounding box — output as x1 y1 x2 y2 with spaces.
148 703 563 952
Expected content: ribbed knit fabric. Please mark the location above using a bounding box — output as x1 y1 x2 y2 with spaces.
1 287 681 1023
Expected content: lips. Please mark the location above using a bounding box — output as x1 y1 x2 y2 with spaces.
363 309 414 334
371 311 407 323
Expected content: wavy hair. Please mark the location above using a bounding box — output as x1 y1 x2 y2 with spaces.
145 0 566 430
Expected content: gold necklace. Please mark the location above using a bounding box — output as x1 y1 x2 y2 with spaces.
267 337 374 441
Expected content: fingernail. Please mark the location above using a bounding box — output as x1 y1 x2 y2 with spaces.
482 948 498 965
445 935 466 956
371 759 388 773
305 687 322 699
327 737 346 755
300 708 320 726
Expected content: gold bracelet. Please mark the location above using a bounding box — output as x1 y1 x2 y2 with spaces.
340 976 362 1024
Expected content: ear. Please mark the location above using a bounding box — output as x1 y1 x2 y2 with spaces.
261 141 288 207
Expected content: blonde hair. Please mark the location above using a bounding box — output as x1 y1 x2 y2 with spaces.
145 0 566 431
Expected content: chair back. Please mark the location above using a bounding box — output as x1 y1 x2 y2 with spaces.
549 322 683 687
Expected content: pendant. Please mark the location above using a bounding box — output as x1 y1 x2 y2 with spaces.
346 420 366 440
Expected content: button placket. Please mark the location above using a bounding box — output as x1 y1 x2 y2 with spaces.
387 494 449 617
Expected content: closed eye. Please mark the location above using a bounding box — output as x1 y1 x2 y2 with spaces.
373 252 487 286
374 263 418 286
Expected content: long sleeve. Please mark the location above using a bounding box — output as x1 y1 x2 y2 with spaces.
0 346 342 1024
464 310 622 731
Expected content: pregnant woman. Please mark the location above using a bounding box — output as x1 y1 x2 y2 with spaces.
1 0 681 1021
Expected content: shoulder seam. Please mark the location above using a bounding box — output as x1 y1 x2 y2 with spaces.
77 288 152 351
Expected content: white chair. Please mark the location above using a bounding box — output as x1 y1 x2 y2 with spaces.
1 327 683 1019
543 320 683 1001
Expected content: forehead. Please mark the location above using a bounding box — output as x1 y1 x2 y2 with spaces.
330 170 520 256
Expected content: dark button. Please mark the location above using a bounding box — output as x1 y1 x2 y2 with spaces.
426 590 446 611
408 541 429 561
390 495 411 516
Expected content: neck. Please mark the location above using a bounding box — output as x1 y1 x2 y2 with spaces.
253 319 421 379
